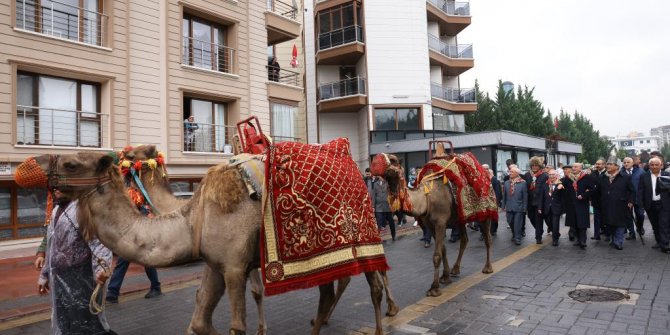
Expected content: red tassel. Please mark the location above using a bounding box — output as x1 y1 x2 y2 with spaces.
133 160 143 171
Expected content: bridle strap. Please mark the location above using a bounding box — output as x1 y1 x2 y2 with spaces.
46 154 113 190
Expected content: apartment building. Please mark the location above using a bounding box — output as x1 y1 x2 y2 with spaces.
0 0 303 240
651 125 670 145
611 134 663 155
304 0 476 168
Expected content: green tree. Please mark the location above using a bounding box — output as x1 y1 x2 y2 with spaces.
662 143 670 159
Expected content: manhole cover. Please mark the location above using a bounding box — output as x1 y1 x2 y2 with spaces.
568 289 628 302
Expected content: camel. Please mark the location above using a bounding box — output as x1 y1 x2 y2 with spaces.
124 145 398 329
381 154 493 297
21 151 390 335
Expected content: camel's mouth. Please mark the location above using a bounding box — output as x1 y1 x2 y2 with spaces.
384 166 403 196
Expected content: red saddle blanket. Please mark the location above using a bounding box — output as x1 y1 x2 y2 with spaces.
261 138 389 296
416 153 498 225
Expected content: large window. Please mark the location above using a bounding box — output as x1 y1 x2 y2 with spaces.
374 108 420 131
182 14 233 73
432 107 465 133
15 0 106 46
271 102 298 142
0 184 48 240
16 72 102 147
183 97 227 153
317 3 363 50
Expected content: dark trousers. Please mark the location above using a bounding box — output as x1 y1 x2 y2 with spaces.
658 209 670 248
647 202 662 244
376 212 396 240
508 211 525 242
551 214 562 241
611 226 626 247
593 207 602 237
421 224 432 242
527 205 538 234
576 227 587 246
107 257 161 298
533 211 545 241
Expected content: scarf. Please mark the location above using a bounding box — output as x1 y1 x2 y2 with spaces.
546 179 562 196
509 177 523 195
572 171 587 192
605 171 618 184
530 170 544 191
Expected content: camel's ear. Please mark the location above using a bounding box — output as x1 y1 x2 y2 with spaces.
146 145 157 157
96 155 114 174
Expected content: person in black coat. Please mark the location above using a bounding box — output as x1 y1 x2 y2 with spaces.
571 163 596 249
638 157 670 252
600 157 635 250
523 156 549 244
590 159 606 240
486 166 502 237
561 164 577 241
539 169 566 246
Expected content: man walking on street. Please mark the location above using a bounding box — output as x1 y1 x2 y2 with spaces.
600 157 635 250
638 157 670 251
621 157 644 240
561 164 577 241
590 159 606 240
539 169 565 246
571 163 595 249
523 156 549 244
502 166 527 245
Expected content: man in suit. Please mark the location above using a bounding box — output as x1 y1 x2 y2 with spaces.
600 157 635 250
638 157 670 252
502 166 527 245
571 163 595 249
523 156 549 244
539 169 565 246
621 157 645 240
561 164 577 241
590 159 606 240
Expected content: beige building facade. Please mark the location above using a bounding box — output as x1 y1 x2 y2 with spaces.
0 0 303 240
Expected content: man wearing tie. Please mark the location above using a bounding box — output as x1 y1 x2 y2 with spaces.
638 157 670 252
539 169 565 246
621 157 644 240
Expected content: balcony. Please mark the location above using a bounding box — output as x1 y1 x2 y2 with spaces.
430 84 477 113
427 34 473 76
316 25 365 65
426 0 471 35
317 77 367 113
267 66 304 102
15 0 107 47
16 105 108 147
266 0 301 45
182 36 235 74
184 123 236 154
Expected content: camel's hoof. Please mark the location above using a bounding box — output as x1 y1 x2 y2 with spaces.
310 319 328 326
255 328 266 335
426 288 442 297
187 325 222 335
482 265 493 274
386 303 400 317
229 329 246 335
450 266 461 276
439 276 452 285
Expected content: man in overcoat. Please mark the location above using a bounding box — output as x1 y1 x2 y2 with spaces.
523 156 549 244
539 169 565 246
600 157 635 250
502 166 527 245
638 157 670 252
561 164 577 241
571 163 595 249
590 159 606 240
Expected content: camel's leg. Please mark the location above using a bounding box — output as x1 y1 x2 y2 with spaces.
379 271 399 316
428 222 446 297
225 268 248 335
311 282 336 335
187 265 225 335
451 225 469 276
364 271 385 335
326 276 351 324
439 240 451 284
480 220 494 274
248 268 266 335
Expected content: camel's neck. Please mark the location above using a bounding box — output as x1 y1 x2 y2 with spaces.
405 185 428 217
86 182 193 267
142 179 188 214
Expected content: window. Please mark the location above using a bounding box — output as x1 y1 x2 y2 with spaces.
271 102 298 142
16 0 105 46
374 108 420 131
182 14 232 73
432 107 465 132
0 184 48 240
16 72 102 147
516 151 530 173
183 97 227 152
317 3 363 50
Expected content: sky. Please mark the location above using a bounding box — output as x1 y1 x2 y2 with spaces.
458 0 670 138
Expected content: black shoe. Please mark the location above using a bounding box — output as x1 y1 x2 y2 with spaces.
579 244 586 249
573 242 581 246
639 227 646 235
144 289 162 299
448 238 458 243
614 245 623 250
652 243 661 249
514 240 521 245
536 239 542 245
569 236 575 242
106 296 119 304
424 242 430 248
590 236 601 240
552 240 558 246
603 236 611 242
491 231 497 236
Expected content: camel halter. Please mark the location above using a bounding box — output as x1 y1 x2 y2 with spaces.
46 155 113 193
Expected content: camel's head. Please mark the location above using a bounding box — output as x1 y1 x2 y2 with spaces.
123 144 159 161
117 144 169 185
371 153 404 195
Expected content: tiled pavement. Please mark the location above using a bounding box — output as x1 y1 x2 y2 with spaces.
2 215 670 335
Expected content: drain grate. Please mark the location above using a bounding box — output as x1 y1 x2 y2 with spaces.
568 288 629 302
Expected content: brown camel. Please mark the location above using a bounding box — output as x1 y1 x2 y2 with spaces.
22 151 389 335
382 154 493 297
126 145 398 329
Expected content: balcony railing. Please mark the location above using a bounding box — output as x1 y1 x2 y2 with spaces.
370 130 452 144
432 107 466 132
15 0 107 46
184 123 236 153
267 0 298 20
430 84 476 103
272 135 301 143
318 77 366 101
182 36 235 74
16 105 108 147
318 25 363 51
266 66 301 87
427 34 473 58
427 0 471 16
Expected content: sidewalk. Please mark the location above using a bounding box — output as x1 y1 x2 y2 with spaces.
0 218 419 324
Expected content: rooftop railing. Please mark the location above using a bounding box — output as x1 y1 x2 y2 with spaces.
318 25 363 51
318 77 366 101
16 105 107 147
182 36 235 74
427 0 471 16
15 0 107 46
430 84 476 103
184 122 236 153
267 0 298 20
266 66 302 87
428 34 473 58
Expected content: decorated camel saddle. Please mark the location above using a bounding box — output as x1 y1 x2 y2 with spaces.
233 137 389 296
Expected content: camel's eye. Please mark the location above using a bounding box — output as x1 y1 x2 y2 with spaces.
63 162 79 171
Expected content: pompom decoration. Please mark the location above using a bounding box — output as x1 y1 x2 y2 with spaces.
133 160 143 171
121 160 131 168
156 156 165 166
146 158 157 170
